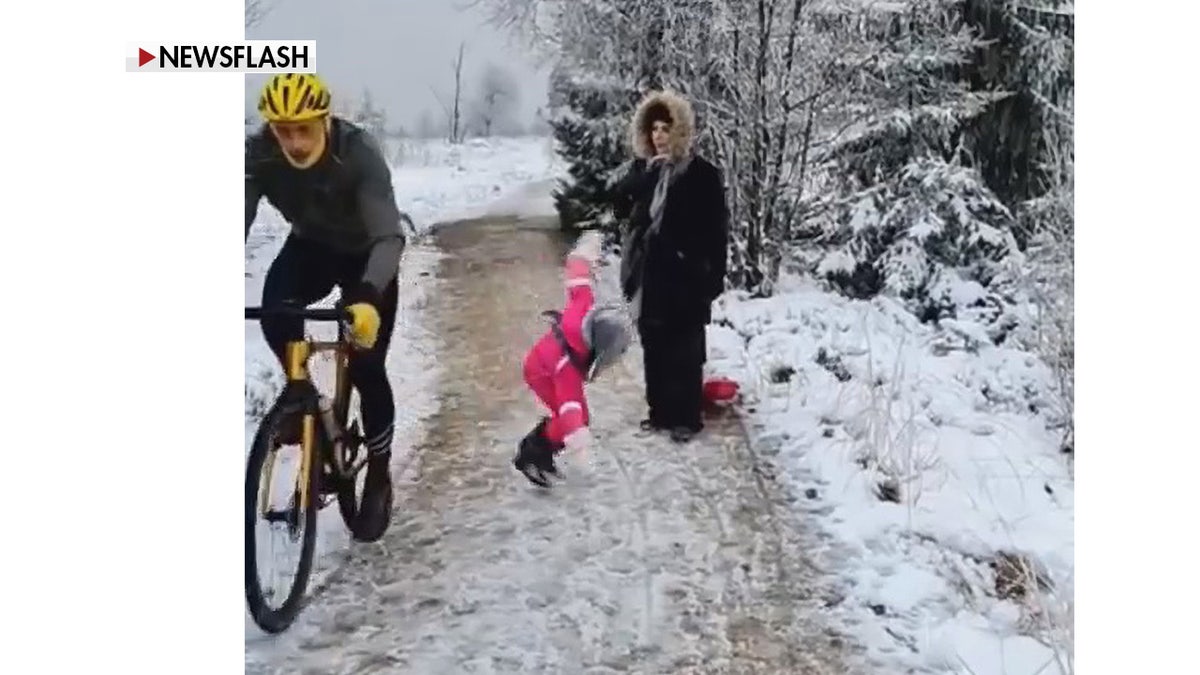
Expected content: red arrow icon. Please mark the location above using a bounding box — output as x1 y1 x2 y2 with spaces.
138 48 155 67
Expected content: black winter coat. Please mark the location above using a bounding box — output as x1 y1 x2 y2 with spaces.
613 155 730 327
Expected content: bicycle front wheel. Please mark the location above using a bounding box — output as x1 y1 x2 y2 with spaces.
244 397 321 634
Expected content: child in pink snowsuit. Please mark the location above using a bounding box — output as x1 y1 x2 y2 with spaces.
514 231 631 487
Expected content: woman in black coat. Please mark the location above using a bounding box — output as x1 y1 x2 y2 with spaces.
612 90 730 443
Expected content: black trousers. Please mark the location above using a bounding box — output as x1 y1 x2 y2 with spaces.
639 318 706 431
260 236 400 453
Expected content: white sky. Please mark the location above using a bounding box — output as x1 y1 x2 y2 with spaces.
245 0 552 131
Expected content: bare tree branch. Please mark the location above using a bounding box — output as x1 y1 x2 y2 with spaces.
245 0 275 30
427 84 453 121
451 42 466 143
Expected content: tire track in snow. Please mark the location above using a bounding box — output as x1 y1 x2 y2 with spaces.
596 428 655 647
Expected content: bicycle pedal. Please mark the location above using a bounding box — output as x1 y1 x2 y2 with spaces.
263 509 293 524
263 507 304 540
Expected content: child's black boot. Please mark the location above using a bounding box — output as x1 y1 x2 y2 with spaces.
513 417 560 487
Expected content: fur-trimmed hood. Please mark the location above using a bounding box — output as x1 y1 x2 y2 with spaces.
629 90 695 161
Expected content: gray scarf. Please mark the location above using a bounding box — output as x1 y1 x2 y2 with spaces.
631 153 692 323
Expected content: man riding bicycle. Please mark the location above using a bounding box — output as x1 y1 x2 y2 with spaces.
245 73 406 543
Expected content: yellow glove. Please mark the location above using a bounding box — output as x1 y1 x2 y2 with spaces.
345 302 381 350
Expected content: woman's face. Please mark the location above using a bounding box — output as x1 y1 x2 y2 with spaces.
650 120 671 156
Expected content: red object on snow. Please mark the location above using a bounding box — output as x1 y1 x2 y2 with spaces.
703 377 740 404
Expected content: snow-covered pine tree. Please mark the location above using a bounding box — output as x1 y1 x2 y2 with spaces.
547 66 639 235
811 0 1023 341
963 0 1073 434
542 0 663 237
958 0 1073 243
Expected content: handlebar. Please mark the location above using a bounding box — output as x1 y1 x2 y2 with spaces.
245 306 352 322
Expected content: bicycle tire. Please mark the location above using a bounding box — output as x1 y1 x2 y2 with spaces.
328 328 368 538
333 391 366 536
335 472 363 535
244 395 321 635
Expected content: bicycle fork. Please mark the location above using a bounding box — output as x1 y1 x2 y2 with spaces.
257 342 321 520
256 410 318 523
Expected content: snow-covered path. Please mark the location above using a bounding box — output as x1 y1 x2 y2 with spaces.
245 215 860 674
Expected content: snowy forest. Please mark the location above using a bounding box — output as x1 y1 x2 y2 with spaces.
478 0 1074 450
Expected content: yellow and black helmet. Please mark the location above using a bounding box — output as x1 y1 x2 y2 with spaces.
257 73 332 123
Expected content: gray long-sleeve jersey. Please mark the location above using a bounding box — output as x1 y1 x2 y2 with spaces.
245 118 406 295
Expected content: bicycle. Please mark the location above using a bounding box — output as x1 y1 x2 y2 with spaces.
244 304 372 634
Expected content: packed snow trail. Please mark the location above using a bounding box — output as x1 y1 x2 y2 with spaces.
245 215 861 674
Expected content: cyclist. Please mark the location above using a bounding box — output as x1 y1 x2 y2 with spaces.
245 73 406 543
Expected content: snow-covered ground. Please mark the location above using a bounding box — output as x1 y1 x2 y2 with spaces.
244 135 565 641
383 135 561 230
706 271 1074 674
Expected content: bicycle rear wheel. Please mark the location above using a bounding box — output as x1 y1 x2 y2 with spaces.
328 325 370 538
244 397 321 634
333 387 368 535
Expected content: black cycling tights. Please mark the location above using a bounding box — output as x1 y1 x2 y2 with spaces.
259 236 399 455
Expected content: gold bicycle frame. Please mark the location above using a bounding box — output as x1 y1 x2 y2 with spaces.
259 336 352 517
